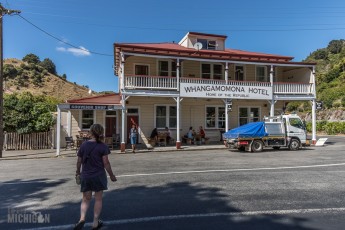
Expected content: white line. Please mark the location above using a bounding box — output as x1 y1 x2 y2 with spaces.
18 207 345 230
3 162 345 185
117 162 345 178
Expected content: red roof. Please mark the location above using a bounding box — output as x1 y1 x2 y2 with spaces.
67 93 121 105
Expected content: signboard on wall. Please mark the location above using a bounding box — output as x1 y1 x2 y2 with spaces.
58 104 122 110
180 83 272 100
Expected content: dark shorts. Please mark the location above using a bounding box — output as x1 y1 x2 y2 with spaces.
80 171 108 192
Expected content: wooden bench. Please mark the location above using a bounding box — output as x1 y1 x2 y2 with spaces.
182 137 193 145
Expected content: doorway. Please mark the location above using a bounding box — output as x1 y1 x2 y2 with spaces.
127 108 139 144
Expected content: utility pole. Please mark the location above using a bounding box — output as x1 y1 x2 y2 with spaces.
0 4 20 158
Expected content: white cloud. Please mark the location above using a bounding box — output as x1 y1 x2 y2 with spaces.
56 46 91 57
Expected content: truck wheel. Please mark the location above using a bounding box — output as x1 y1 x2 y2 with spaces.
289 139 300 151
251 140 263 152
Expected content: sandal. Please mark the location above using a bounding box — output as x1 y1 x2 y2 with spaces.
73 220 85 230
92 219 103 230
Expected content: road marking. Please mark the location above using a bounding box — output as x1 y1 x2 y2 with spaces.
2 162 345 185
19 207 345 230
117 162 345 178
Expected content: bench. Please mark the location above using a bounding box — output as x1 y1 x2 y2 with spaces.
182 137 193 145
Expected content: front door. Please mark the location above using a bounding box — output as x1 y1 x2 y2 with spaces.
127 108 139 144
127 115 139 144
105 117 116 137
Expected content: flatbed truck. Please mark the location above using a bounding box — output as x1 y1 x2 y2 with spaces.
224 114 310 152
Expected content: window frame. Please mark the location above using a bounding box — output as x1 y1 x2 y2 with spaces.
238 107 261 126
81 110 94 130
197 38 217 50
201 63 223 80
205 106 226 129
157 60 177 77
154 105 177 129
134 64 150 76
256 65 268 82
234 65 245 81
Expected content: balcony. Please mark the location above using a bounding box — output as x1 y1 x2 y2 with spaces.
124 75 314 96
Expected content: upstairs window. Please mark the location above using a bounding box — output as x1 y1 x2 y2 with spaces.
235 65 245 81
135 64 149 76
202 63 223 79
158 60 177 77
256 66 268 82
197 39 217 50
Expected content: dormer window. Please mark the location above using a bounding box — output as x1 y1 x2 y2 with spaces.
197 39 217 50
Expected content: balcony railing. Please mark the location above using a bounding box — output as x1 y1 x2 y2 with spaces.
124 75 314 95
273 82 313 95
125 75 177 90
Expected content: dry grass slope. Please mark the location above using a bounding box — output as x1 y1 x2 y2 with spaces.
4 58 99 101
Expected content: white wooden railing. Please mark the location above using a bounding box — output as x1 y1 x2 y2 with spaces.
125 75 177 89
124 75 314 95
273 82 313 94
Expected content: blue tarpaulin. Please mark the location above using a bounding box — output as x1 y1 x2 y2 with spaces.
223 122 268 139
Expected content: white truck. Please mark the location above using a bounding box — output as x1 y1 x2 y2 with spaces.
224 114 310 152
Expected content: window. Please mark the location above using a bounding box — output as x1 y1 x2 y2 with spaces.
158 61 177 77
197 39 217 50
214 64 222 80
106 111 116 116
135 65 149 76
239 107 260 126
256 66 268 82
155 105 177 128
235 65 244 81
289 118 305 129
81 110 94 129
202 64 211 79
206 106 225 128
202 63 223 79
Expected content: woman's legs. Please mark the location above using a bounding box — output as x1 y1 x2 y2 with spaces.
93 191 103 228
80 191 92 222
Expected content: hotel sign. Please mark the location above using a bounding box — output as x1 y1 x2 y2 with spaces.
180 83 272 100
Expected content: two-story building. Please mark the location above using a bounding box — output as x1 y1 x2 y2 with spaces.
56 32 317 154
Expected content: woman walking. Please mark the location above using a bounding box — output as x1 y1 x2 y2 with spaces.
129 124 138 153
74 124 117 230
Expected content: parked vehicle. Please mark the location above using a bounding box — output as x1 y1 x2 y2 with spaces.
224 114 310 152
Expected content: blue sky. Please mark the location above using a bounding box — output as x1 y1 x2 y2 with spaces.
4 0 345 92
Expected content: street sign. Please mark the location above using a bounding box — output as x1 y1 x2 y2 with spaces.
316 101 323 110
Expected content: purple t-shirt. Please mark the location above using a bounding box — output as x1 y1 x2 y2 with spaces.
77 140 111 179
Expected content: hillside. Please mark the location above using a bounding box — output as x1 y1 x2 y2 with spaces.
4 58 100 102
304 39 345 109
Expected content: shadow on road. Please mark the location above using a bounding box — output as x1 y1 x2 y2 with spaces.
0 179 316 230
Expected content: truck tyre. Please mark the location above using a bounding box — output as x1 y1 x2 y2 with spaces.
289 139 300 151
251 140 263 152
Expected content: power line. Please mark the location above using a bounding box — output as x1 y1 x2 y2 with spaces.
17 14 113 57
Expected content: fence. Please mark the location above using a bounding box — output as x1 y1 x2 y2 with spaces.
3 131 54 150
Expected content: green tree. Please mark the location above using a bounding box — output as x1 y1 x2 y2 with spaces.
327 40 345 54
22 53 40 64
3 64 18 79
3 92 57 134
39 58 57 74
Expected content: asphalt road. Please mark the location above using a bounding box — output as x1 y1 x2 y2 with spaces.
1 136 345 230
